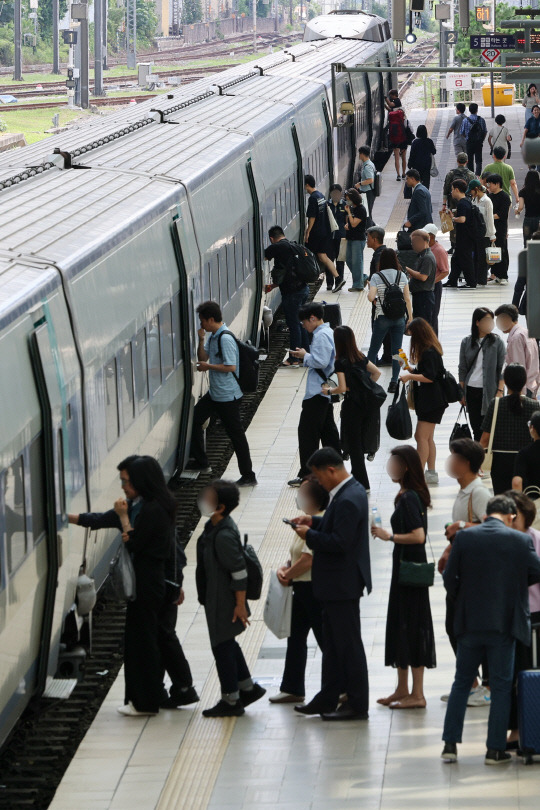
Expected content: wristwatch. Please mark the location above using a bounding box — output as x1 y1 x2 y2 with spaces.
458 520 466 530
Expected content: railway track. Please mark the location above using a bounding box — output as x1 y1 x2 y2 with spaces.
396 36 438 96
0 94 159 110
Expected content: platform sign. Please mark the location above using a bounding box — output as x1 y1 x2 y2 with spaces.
476 5 491 22
501 52 540 81
446 72 472 90
482 47 501 63
444 30 459 45
470 34 515 49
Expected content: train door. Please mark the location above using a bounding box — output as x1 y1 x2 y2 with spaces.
342 81 356 190
246 158 264 346
291 123 306 239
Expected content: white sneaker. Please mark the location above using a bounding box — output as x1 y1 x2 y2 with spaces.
268 692 304 704
440 693 450 702
467 685 491 707
425 470 439 485
117 701 157 716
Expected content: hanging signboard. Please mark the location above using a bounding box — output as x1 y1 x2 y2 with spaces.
446 72 473 90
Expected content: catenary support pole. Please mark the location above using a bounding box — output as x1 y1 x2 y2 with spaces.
13 0 22 81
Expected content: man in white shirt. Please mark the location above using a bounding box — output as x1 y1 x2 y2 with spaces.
495 304 540 397
438 439 491 707
355 146 376 217
468 179 496 287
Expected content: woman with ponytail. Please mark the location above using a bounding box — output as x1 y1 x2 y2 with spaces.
480 364 540 494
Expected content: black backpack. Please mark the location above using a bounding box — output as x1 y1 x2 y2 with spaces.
469 205 486 238
441 368 462 403
217 330 260 393
242 534 263 601
346 363 387 409
287 241 320 284
378 270 408 320
467 116 486 144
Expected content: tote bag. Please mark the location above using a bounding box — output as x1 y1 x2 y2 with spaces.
449 405 472 449
482 396 500 472
386 381 413 441
430 155 439 178
108 544 136 601
263 573 293 639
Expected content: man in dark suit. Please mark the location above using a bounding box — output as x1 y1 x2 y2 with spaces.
441 494 540 765
292 447 372 720
404 169 433 231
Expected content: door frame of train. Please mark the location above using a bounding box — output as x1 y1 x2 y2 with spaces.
291 123 306 238
363 73 373 147
28 322 67 694
321 98 335 188
246 158 264 346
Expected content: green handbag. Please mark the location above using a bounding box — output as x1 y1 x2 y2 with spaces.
397 491 435 588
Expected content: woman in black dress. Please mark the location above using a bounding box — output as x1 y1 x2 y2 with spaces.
322 325 381 491
371 445 436 709
400 317 448 485
407 124 437 189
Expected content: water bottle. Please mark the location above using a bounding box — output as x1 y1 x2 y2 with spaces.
371 506 382 528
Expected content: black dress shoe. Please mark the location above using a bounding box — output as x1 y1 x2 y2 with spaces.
236 473 258 487
442 282 458 288
294 698 334 716
161 685 200 708
321 707 369 721
202 699 245 718
240 683 266 707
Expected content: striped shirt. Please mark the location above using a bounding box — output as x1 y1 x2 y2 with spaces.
371 269 408 319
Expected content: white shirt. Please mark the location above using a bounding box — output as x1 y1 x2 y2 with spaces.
328 475 352 502
473 193 496 241
467 339 484 388
452 478 491 523
489 124 510 155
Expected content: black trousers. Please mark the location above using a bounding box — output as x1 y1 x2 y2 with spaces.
212 638 251 695
190 391 253 477
124 595 163 712
491 451 518 495
474 236 489 286
432 281 442 336
316 599 369 714
340 397 369 490
466 141 483 175
365 189 375 218
492 232 509 280
158 601 193 697
412 290 435 323
298 395 341 477
448 235 476 287
465 385 484 441
280 581 323 697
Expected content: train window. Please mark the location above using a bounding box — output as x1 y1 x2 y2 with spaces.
147 316 161 397
134 328 149 410
118 343 135 430
104 358 119 449
29 436 46 544
5 457 26 574
203 262 211 301
172 293 181 366
57 429 66 519
159 304 174 380
210 254 220 303
246 222 252 278
227 242 236 297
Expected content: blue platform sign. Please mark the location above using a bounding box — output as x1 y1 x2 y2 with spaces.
470 34 515 49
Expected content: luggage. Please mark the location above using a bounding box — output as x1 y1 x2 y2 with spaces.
321 301 342 330
518 624 540 764
385 381 413 441
217 330 260 393
373 147 392 173
373 170 383 198
388 109 406 145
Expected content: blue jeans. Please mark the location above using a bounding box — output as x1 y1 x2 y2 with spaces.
281 287 310 358
367 315 406 382
346 240 366 289
443 632 516 751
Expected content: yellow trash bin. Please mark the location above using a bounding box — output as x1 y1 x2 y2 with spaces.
481 82 515 107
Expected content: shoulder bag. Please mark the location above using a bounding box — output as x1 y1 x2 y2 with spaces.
327 205 339 233
108 544 136 602
397 491 435 588
482 396 500 472
430 154 439 178
386 380 413 440
449 405 473 448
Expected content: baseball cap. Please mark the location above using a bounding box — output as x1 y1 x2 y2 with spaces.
423 224 439 236
467 179 483 192
457 152 468 163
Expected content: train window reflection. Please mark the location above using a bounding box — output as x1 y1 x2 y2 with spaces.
134 329 148 410
147 316 161 397
160 304 174 380
118 343 135 429
5 457 27 574
29 436 46 544
104 358 119 449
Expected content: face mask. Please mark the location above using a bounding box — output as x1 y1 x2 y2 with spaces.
197 497 215 517
445 457 458 479
296 493 307 513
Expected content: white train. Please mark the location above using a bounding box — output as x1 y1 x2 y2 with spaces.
0 16 395 747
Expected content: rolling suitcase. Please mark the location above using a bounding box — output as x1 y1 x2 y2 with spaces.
518 623 540 764
321 301 342 330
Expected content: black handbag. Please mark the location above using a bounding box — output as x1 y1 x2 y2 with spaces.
385 381 413 441
449 405 473 449
396 229 412 251
397 491 435 588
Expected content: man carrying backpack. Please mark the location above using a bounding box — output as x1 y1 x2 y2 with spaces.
367 256 413 394
185 300 257 487
461 103 487 176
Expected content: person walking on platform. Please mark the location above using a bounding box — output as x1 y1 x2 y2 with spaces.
420 225 448 335
408 125 437 190
326 185 347 292
483 146 519 204
185 301 257 487
344 187 368 291
367 247 412 394
196 479 266 717
486 174 511 284
461 102 487 176
323 325 382 491
371 445 436 709
488 114 511 158
265 226 310 367
405 230 437 323
70 456 178 717
443 180 477 288
458 307 505 442
441 493 540 766
441 153 475 255
355 146 376 217
404 170 433 231
367 226 393 368
520 103 540 147
522 83 539 126
288 302 341 487
446 102 468 157
293 447 372 721
269 477 329 705
388 99 409 181
304 174 339 282
399 318 448 485
468 179 496 287
495 304 540 397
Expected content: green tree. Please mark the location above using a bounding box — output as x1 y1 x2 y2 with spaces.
136 0 158 41
455 2 525 67
182 0 202 24
37 0 68 38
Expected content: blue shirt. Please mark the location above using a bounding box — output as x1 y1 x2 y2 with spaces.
205 324 243 402
303 322 335 400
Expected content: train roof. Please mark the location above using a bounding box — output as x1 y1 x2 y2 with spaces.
304 10 390 42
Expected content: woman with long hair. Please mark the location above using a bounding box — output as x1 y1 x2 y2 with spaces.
371 445 436 708
367 248 412 394
69 455 177 716
458 307 505 441
387 98 409 181
480 363 540 494
400 318 448 485
407 124 437 189
322 325 381 490
344 187 368 291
